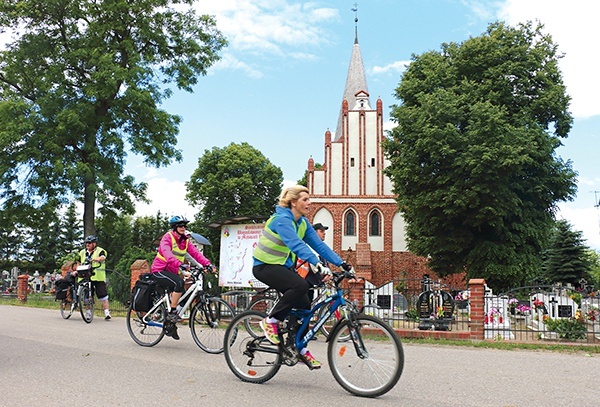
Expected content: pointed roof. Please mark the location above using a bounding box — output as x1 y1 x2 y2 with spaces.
334 32 369 141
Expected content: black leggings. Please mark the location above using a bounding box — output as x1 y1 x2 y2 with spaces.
253 263 311 321
152 271 184 293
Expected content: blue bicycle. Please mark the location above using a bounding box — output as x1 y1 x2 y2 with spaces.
223 268 404 398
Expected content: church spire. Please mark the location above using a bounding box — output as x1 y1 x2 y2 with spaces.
335 3 369 141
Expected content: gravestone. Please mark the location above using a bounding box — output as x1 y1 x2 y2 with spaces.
484 291 514 339
417 277 454 330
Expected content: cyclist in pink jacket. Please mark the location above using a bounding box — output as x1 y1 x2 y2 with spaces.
151 215 214 339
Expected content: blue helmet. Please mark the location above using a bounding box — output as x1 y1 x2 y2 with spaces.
84 235 97 244
169 215 189 230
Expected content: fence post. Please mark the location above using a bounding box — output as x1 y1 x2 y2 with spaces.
17 274 29 303
468 278 486 340
130 260 151 290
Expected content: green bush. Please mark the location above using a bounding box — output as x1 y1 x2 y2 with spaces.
544 317 587 340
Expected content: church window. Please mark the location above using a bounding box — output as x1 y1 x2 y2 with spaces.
369 211 381 236
344 211 356 236
350 158 355 167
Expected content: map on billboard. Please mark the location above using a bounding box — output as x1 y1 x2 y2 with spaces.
218 223 266 288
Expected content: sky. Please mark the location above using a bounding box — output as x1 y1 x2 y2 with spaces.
4 1 599 249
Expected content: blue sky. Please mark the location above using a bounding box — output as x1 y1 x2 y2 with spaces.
122 0 598 250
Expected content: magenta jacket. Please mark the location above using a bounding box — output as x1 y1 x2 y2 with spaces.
151 231 211 274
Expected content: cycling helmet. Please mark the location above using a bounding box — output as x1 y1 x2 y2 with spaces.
84 235 98 244
169 215 190 230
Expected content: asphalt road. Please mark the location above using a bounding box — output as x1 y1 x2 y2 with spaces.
1 305 598 407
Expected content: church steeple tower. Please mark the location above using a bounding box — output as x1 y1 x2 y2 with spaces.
335 4 370 141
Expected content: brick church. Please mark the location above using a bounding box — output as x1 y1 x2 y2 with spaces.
306 27 464 289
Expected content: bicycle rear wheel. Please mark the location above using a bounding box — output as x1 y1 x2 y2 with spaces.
78 286 94 323
190 297 235 354
244 297 277 338
126 302 167 347
223 310 281 384
328 315 404 398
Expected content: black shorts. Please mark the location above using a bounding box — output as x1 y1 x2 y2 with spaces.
92 281 108 299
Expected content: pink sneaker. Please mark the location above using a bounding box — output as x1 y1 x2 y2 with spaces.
260 318 280 344
302 350 321 369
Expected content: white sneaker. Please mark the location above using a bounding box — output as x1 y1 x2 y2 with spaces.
85 310 92 320
104 310 111 320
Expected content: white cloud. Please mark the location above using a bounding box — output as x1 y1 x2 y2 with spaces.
211 53 264 78
135 171 197 219
371 60 410 76
498 0 600 118
195 1 338 57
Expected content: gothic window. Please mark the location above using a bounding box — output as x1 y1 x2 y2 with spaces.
369 211 381 236
344 211 356 236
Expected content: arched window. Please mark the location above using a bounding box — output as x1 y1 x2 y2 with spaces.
344 211 356 236
369 211 381 236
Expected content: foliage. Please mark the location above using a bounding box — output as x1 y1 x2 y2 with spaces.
544 312 587 340
0 0 227 236
109 246 155 305
404 308 418 321
542 220 591 286
383 21 576 291
585 249 600 289
186 142 283 265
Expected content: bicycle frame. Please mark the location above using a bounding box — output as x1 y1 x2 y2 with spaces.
142 270 206 327
290 284 347 351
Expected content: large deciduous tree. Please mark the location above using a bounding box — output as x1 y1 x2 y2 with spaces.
186 142 283 263
0 0 226 236
383 22 577 290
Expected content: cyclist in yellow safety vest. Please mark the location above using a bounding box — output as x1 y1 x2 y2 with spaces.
79 235 111 320
151 215 215 340
253 185 352 369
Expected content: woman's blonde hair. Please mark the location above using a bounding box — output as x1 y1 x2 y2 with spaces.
279 185 309 208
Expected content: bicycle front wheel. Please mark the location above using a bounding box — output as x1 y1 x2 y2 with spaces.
190 297 235 354
223 310 281 384
60 300 75 319
78 286 94 323
328 315 404 398
126 302 166 347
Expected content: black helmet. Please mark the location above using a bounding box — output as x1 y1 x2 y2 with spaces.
84 235 98 244
169 215 189 230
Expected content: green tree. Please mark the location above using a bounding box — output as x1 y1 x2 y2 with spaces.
186 142 283 263
0 0 227 236
59 202 83 256
587 249 600 291
542 220 591 286
383 21 577 290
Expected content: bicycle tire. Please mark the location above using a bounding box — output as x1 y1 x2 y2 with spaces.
328 314 404 398
60 300 75 319
126 302 166 347
223 310 281 384
244 297 277 338
189 297 235 354
78 286 94 323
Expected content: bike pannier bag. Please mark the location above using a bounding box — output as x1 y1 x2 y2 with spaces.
131 277 155 312
55 279 72 301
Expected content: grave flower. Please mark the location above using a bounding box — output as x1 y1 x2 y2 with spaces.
586 307 599 322
516 304 531 315
454 291 469 302
436 305 445 319
533 298 544 311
